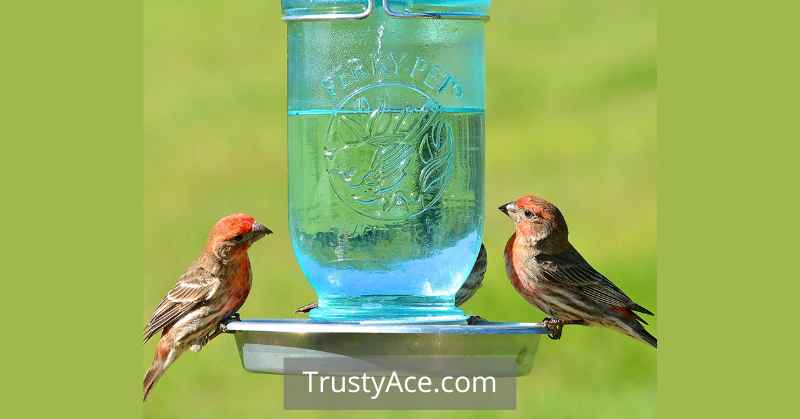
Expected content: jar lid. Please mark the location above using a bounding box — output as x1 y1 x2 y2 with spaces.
282 0 490 22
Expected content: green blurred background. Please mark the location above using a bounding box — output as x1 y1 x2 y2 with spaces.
144 0 656 417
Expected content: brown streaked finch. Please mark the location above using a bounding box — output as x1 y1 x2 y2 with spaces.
500 195 656 348
294 244 489 323
143 214 272 401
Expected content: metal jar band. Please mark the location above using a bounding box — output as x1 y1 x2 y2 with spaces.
283 0 490 22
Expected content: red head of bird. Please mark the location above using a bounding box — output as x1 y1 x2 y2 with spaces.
499 195 568 251
204 213 272 261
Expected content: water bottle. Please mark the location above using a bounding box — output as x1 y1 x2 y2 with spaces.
283 0 490 323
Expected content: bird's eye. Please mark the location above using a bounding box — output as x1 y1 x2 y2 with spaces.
233 234 244 241
524 210 535 218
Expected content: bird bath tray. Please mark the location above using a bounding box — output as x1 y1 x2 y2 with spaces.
224 319 548 377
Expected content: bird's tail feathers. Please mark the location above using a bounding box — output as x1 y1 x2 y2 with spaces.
143 338 178 401
631 311 649 325
631 303 654 316
295 302 318 314
143 363 163 402
615 317 657 349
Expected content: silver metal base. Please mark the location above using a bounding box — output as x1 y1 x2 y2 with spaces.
225 319 548 377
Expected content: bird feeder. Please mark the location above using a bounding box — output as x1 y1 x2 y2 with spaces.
227 0 547 376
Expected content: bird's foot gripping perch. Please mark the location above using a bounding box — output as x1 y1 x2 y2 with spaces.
224 312 241 323
209 312 242 340
466 315 487 325
542 318 586 340
542 318 564 340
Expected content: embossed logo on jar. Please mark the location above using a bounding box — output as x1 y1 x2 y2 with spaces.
324 83 454 220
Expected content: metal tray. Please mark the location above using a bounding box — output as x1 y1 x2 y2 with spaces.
225 319 548 377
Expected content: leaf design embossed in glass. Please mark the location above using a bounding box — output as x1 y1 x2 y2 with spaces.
325 84 455 220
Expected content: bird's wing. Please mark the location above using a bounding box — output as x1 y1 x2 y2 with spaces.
143 264 221 342
536 246 636 309
455 244 487 306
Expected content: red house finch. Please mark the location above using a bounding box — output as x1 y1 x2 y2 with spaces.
500 195 656 348
143 214 272 401
295 244 488 319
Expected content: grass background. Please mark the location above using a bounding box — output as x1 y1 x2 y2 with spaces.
143 0 656 417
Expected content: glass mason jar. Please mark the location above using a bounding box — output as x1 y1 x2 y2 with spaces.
284 0 489 323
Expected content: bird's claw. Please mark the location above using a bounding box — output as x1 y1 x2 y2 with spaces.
466 315 486 325
223 312 241 323
543 317 564 340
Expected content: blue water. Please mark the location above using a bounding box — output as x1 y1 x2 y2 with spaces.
288 109 484 322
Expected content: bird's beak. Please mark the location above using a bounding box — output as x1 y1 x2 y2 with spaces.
250 223 272 242
499 202 516 217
